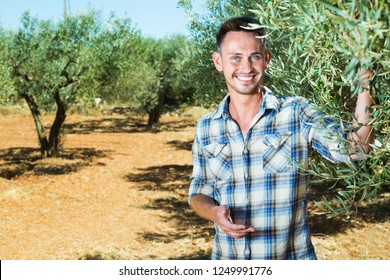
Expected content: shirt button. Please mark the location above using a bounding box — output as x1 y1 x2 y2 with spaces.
244 249 250 259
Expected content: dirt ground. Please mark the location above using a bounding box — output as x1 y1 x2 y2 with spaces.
0 108 389 260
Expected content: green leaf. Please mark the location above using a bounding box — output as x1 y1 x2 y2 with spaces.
320 1 350 19
333 43 350 54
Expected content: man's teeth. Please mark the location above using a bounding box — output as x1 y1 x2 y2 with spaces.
237 76 253 81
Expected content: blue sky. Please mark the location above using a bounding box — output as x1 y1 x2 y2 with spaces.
0 0 205 38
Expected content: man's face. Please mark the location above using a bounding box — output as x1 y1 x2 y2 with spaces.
212 31 271 96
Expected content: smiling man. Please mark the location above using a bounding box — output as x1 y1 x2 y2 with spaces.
188 16 374 260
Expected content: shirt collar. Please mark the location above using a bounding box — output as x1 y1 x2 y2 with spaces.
261 86 280 112
210 95 230 119
211 87 280 120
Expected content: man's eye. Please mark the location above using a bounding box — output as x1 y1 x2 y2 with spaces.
251 55 261 61
232 56 240 62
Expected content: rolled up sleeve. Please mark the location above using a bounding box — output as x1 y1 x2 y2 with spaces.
188 124 216 203
299 101 351 164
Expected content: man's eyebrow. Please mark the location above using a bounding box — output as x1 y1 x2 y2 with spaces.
251 52 264 55
227 51 263 55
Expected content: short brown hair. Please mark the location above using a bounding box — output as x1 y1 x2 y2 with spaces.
216 16 267 51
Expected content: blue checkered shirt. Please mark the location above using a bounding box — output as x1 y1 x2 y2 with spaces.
189 88 351 260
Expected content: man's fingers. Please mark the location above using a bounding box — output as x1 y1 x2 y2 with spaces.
216 205 256 239
230 228 255 239
221 224 255 239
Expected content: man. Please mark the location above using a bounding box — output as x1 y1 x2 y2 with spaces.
188 16 374 259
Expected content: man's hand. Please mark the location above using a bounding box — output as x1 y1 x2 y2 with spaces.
214 205 255 239
190 194 255 239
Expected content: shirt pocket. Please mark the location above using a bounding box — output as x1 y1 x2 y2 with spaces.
263 132 293 173
203 142 232 181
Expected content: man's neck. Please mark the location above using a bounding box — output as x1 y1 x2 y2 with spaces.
228 88 264 139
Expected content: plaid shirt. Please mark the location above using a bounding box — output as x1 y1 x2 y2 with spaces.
189 87 350 260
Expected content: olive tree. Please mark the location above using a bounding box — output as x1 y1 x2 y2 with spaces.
141 35 194 126
3 10 107 157
94 18 194 126
102 33 195 127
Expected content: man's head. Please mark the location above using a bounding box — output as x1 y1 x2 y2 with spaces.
212 16 271 96
216 16 267 52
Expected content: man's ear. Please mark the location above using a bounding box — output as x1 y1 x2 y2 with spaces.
264 49 271 69
212 51 223 72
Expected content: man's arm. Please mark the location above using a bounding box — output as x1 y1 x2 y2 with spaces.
189 193 219 221
347 70 375 158
190 194 255 239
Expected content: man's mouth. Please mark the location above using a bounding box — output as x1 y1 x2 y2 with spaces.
235 75 256 82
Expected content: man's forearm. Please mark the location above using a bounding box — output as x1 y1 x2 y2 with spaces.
348 70 375 157
189 194 218 222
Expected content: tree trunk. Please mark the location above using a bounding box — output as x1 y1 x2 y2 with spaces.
48 90 67 157
147 76 167 127
22 94 50 158
147 90 166 127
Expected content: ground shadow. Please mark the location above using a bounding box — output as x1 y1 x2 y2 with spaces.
125 164 193 191
125 164 214 259
104 106 135 116
156 118 196 132
0 147 108 179
63 116 149 135
167 140 193 151
63 114 196 135
357 197 390 223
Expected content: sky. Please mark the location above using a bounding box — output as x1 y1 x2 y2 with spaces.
0 0 205 38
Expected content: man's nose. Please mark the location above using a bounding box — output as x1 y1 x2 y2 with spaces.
239 58 252 72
